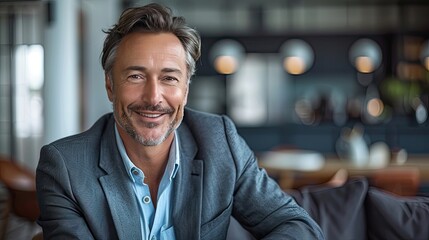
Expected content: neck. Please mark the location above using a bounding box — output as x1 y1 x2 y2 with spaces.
118 126 174 207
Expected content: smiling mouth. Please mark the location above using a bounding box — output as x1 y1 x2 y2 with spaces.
130 104 174 120
136 111 165 118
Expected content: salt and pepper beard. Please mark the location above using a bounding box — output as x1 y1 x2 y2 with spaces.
113 101 183 146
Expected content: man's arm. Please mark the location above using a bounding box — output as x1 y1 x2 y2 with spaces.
222 116 324 240
36 144 95 239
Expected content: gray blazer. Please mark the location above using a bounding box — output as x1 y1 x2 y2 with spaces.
36 108 323 239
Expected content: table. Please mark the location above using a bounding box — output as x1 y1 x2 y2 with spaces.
258 152 429 193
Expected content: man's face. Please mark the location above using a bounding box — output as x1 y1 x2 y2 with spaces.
106 32 188 146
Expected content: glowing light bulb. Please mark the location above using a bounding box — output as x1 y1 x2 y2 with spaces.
284 56 306 75
214 56 238 75
367 98 384 117
355 56 374 73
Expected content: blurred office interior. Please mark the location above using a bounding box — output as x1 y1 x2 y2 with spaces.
1 0 429 238
0 0 429 171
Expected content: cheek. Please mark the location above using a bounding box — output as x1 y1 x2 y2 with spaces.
173 103 185 125
166 87 187 106
182 90 188 106
116 86 141 104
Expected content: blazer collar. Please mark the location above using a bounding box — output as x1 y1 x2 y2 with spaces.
98 115 142 239
172 122 204 240
98 114 204 240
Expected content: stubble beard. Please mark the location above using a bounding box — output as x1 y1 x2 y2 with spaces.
113 102 183 146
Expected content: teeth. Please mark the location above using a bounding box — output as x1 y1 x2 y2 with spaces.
139 113 162 118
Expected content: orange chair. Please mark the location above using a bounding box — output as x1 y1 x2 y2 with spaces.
0 156 39 239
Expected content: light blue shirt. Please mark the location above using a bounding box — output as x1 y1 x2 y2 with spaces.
115 125 179 240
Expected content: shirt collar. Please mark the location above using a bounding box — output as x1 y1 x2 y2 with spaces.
114 124 180 182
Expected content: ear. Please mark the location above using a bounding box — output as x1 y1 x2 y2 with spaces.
105 73 114 102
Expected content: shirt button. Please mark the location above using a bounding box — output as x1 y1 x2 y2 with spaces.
151 236 156 240
143 196 151 204
132 169 139 176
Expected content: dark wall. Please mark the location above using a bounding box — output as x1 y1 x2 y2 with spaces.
193 33 429 155
237 117 429 154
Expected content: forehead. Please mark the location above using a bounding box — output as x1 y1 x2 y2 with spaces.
115 32 187 70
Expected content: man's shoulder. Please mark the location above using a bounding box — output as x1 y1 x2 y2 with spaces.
184 107 223 121
183 107 234 127
182 108 239 141
48 113 113 148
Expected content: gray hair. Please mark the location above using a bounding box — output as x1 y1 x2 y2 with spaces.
101 3 201 81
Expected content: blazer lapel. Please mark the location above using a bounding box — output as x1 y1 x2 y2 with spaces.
173 124 203 240
98 117 141 240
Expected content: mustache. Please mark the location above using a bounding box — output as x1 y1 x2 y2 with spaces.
129 104 175 114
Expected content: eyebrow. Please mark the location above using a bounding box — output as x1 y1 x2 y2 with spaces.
161 67 183 75
125 66 146 72
125 66 183 75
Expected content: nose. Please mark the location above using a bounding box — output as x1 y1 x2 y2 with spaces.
142 78 162 105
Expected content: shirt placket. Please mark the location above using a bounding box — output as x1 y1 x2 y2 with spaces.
132 167 155 239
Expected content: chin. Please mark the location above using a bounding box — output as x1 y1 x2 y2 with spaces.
135 128 174 146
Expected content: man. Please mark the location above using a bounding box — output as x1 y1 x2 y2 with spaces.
36 3 324 240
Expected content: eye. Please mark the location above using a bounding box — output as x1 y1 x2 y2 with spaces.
163 76 179 82
127 74 144 82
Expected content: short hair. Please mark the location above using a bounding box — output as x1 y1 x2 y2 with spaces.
101 3 201 81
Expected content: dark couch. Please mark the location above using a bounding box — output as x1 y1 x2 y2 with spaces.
227 178 429 240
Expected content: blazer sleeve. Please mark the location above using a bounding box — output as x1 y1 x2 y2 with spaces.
36 144 95 239
222 116 325 240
